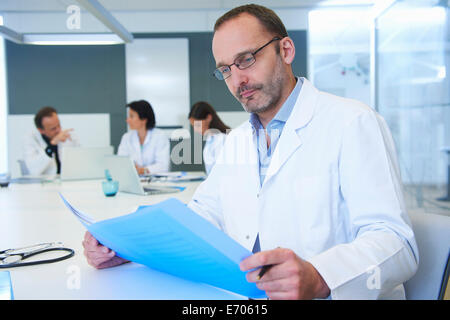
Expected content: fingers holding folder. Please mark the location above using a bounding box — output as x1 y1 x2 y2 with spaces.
82 232 128 269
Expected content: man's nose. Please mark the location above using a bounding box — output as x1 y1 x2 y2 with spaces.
228 65 249 90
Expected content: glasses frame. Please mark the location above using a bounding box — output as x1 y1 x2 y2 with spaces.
213 37 282 80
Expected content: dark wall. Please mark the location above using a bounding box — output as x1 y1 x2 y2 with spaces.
5 41 127 150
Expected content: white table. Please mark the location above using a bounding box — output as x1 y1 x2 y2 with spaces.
0 177 244 300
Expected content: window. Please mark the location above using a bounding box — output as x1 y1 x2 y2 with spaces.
0 36 8 173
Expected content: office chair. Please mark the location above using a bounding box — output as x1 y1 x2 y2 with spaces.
17 159 30 176
404 212 450 299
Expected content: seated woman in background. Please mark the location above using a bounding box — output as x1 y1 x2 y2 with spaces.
118 100 170 175
189 101 230 175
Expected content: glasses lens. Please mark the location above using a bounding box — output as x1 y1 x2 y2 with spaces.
214 66 232 80
213 69 225 80
236 53 255 69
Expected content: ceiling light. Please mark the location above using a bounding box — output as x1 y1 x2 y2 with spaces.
23 33 124 45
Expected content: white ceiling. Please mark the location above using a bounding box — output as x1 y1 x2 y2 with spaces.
0 0 377 36
0 0 374 12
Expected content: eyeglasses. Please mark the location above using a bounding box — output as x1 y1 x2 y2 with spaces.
213 37 281 81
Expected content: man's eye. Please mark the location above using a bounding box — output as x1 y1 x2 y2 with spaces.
221 66 231 74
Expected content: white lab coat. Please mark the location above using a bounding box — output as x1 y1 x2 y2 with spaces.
23 128 79 176
188 78 419 299
117 128 170 174
203 132 227 175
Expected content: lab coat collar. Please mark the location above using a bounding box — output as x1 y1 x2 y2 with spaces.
284 77 318 131
130 129 153 147
262 78 319 187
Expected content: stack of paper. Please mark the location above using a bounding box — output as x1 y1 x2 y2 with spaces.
150 171 206 182
59 194 266 298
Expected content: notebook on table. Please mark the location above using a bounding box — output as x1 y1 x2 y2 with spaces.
60 146 114 181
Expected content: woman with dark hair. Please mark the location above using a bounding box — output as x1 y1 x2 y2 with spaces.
118 100 169 175
189 101 230 175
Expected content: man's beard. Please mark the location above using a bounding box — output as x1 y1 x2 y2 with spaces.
237 59 285 114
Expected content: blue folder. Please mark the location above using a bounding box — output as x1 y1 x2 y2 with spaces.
0 271 13 300
60 194 266 298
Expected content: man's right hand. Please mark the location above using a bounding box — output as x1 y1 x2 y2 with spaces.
50 128 73 145
82 231 128 269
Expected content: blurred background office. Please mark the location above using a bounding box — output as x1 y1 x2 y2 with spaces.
0 0 448 217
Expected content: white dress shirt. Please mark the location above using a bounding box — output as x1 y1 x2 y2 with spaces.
188 78 419 299
23 128 79 176
117 128 170 174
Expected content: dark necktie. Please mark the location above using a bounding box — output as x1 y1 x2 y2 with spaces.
42 135 61 174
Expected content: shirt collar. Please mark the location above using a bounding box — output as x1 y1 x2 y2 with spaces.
249 77 303 130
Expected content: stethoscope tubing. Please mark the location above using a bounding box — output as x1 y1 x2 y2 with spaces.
0 247 75 268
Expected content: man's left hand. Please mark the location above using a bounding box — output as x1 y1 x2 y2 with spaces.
240 247 330 300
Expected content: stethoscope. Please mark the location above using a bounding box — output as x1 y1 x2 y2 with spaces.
0 242 74 268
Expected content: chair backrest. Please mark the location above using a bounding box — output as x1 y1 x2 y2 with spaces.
404 212 450 300
17 159 30 176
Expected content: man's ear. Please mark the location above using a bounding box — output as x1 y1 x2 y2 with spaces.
37 127 45 135
280 37 295 65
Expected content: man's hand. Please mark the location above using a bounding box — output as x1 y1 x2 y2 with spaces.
240 247 330 300
82 231 128 269
50 128 73 145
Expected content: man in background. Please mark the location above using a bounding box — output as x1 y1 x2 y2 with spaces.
23 106 79 176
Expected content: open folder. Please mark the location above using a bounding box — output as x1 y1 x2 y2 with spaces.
59 194 266 298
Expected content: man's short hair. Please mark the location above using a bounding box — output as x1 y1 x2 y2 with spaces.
214 4 288 39
34 106 57 129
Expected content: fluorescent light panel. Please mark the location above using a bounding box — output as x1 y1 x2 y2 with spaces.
23 33 124 45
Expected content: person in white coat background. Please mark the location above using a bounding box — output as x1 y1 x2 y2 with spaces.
23 106 79 176
82 4 418 300
188 101 230 175
117 100 170 175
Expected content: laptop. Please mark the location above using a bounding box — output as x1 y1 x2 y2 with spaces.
104 155 184 196
60 146 114 181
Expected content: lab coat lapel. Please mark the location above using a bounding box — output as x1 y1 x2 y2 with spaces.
243 123 262 193
250 126 262 192
263 79 319 185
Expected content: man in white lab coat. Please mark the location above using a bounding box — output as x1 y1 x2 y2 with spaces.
82 4 418 299
23 106 79 176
